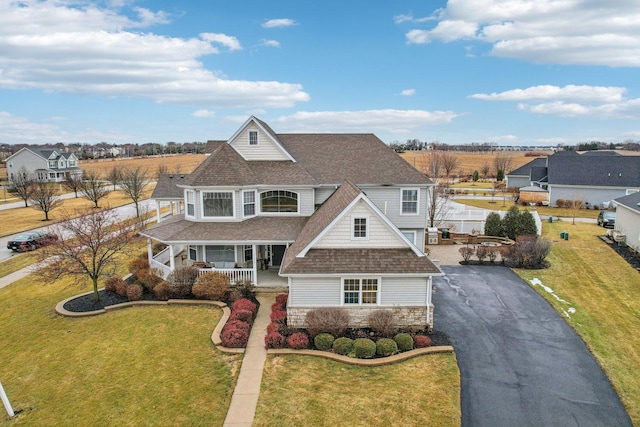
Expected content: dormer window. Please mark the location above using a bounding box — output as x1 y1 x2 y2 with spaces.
249 130 258 145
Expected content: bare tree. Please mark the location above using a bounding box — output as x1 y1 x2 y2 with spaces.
120 166 150 217
423 152 451 227
9 166 34 207
480 161 491 180
106 166 121 191
62 173 83 198
567 196 585 225
156 163 169 179
30 181 63 220
79 171 111 208
37 208 141 302
493 153 513 180
440 151 459 181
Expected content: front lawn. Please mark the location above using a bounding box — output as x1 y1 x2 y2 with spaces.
514 222 640 424
254 354 460 426
0 250 240 425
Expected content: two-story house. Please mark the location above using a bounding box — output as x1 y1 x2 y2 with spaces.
6 147 83 183
142 116 443 329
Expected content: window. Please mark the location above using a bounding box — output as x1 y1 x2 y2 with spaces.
260 190 298 213
249 130 258 145
48 160 56 168
402 230 416 244
68 160 76 167
401 189 418 214
186 191 195 217
205 245 235 264
189 245 197 261
352 217 368 239
243 191 256 217
343 278 379 305
203 192 234 217
244 245 253 262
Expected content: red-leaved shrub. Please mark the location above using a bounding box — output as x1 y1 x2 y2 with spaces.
221 326 249 348
286 332 309 350
271 301 284 312
232 298 257 315
275 293 288 307
225 319 250 333
264 331 285 349
414 335 432 348
267 322 281 335
229 309 253 324
270 309 287 323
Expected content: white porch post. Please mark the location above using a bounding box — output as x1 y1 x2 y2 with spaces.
252 245 258 286
156 203 161 223
169 245 175 271
147 238 153 265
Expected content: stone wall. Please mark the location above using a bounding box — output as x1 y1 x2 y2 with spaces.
287 305 432 330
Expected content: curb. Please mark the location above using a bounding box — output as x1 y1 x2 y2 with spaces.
267 345 454 366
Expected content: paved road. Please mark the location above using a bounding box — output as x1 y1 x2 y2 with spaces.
433 265 631 427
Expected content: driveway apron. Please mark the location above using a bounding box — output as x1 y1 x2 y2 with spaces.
433 265 631 427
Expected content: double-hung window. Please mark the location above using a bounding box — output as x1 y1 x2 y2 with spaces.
202 191 234 217
343 278 379 305
186 191 195 217
249 130 258 145
243 191 256 217
401 189 418 214
352 217 368 239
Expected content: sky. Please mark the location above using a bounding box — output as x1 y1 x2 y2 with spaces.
1 0 640 147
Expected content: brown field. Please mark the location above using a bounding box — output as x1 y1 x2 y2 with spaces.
79 153 206 177
400 150 551 178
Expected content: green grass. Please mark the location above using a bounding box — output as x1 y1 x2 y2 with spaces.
455 198 601 219
514 222 640 425
0 245 241 426
0 252 38 278
254 354 461 426
449 181 495 189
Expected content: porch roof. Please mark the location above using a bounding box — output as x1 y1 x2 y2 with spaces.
140 214 308 244
280 248 442 275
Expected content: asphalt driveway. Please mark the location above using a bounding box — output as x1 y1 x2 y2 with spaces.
433 265 631 427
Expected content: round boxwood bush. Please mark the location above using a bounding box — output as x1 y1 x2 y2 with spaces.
353 338 376 359
314 333 335 351
376 338 398 357
414 335 433 348
332 337 354 356
394 333 414 351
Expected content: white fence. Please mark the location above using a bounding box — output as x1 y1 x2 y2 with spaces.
438 201 542 235
198 268 254 285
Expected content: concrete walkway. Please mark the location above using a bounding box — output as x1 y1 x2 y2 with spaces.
223 293 275 427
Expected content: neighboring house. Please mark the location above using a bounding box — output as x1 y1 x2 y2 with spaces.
5 147 83 183
506 151 640 208
142 116 443 329
151 174 187 223
613 191 640 253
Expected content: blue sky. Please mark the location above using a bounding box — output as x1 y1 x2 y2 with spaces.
1 0 640 146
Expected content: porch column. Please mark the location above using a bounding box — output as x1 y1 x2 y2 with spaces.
156 203 161 223
169 245 175 271
252 245 258 286
170 201 175 216
147 238 153 265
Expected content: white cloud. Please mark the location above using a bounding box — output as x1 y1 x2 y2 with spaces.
393 13 437 24
192 109 215 118
260 39 281 48
272 109 459 134
400 89 416 96
471 85 626 103
406 1 640 66
537 137 568 144
492 134 518 142
0 1 309 109
262 18 297 29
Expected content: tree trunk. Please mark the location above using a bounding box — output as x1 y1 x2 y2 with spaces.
92 277 100 302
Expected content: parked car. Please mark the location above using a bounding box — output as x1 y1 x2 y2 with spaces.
597 210 616 228
6 231 58 252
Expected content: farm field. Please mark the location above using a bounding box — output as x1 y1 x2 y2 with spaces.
79 153 206 177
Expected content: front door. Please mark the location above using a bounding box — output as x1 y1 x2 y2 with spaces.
271 245 286 266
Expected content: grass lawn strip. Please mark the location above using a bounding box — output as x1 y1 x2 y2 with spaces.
455 198 601 219
254 354 460 426
0 252 38 279
514 222 640 425
0 242 241 426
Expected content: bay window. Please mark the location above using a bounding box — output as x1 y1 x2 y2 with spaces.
202 191 234 217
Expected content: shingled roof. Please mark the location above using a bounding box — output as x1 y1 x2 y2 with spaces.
615 191 640 212
547 152 640 187
151 174 189 199
508 157 547 177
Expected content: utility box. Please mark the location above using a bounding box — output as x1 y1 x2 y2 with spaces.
427 227 439 245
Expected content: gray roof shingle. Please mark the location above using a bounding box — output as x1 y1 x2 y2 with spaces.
548 152 640 187
614 191 640 212
151 174 189 199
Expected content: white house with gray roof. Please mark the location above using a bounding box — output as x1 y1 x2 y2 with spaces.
614 192 640 253
142 116 442 329
6 147 82 183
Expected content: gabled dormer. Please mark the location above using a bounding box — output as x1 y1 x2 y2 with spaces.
228 116 296 162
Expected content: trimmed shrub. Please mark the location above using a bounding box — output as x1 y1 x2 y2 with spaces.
486 248 498 264
233 279 255 298
275 293 288 307
459 247 474 263
484 212 505 237
505 236 551 268
353 338 376 359
313 333 335 351
271 302 285 312
287 332 309 350
232 298 257 316
221 326 249 348
475 247 488 263
264 331 285 349
267 322 281 335
332 337 354 356
394 333 414 351
137 268 163 291
104 277 123 293
227 289 243 303
126 283 144 301
376 338 398 357
305 308 350 338
153 281 172 300
229 309 253 325
270 310 287 324
128 257 149 278
225 319 250 333
192 271 230 301
367 310 396 338
414 335 433 348
115 279 128 297
167 266 199 297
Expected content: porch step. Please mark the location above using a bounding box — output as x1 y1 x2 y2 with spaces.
254 286 288 294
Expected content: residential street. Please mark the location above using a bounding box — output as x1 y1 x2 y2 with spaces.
433 265 632 427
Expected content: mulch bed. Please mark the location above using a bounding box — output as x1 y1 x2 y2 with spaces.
603 238 640 271
341 327 450 346
63 289 160 312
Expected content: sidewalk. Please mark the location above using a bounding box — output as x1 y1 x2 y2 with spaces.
223 293 275 427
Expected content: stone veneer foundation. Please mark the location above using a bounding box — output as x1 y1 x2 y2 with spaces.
287 305 434 330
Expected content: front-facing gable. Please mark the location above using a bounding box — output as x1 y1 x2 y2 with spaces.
228 116 295 162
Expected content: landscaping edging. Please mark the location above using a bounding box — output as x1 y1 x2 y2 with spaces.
267 345 454 366
55 290 245 354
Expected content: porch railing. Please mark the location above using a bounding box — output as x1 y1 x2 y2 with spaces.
198 268 253 285
150 258 172 279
